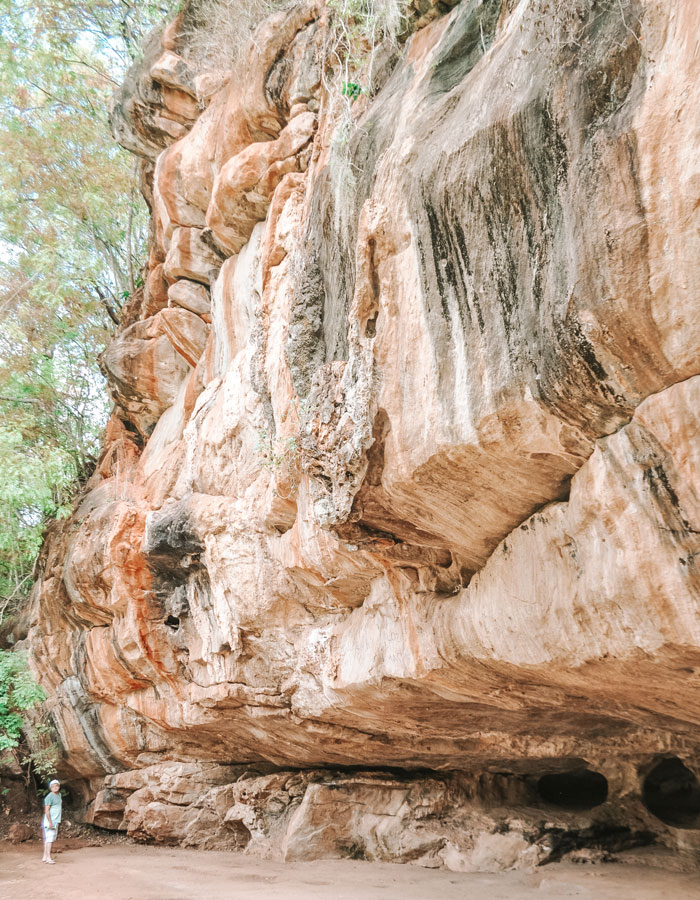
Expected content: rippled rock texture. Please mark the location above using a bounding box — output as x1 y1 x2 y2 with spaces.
22 0 700 870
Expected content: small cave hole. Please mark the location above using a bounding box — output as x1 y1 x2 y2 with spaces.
364 313 377 338
225 818 252 849
164 615 180 629
642 757 700 829
537 769 608 810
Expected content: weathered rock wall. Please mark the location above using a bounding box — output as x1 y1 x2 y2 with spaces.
21 0 700 870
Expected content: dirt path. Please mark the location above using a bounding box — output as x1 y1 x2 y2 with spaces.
2 843 700 900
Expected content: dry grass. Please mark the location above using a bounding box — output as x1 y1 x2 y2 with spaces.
325 0 410 211
524 0 643 51
178 0 293 76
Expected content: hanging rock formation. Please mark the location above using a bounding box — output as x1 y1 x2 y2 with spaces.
20 0 700 870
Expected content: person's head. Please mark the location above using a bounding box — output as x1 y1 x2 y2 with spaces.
49 779 60 793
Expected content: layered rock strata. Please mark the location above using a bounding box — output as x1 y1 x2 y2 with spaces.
21 0 700 870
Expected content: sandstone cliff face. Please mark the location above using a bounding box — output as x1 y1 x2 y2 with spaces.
23 0 700 869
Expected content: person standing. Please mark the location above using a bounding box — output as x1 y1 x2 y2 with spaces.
42 779 62 864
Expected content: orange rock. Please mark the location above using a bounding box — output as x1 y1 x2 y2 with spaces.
142 263 170 317
158 307 210 367
99 314 191 436
206 113 316 254
163 226 222 285
150 51 196 99
161 86 199 122
28 0 700 870
168 279 211 315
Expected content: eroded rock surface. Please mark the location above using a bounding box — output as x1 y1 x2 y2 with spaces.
23 0 700 871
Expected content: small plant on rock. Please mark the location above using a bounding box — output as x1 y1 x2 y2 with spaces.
255 430 301 499
324 0 410 212
325 0 410 100
341 80 363 101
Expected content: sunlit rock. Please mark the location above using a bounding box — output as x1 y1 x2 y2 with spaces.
26 0 700 870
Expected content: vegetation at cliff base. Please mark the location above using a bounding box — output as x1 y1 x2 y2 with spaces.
0 1 169 621
0 649 45 752
0 648 60 785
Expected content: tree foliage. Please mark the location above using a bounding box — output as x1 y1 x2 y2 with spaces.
0 648 60 788
0 649 45 753
0 0 169 617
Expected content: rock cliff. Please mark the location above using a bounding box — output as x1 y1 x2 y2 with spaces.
22 0 700 870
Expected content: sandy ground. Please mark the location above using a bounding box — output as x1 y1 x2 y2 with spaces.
2 843 700 900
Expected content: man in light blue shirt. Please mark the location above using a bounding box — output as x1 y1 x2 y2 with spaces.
42 779 62 864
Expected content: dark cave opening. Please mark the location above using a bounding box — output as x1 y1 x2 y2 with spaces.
536 769 608 810
164 615 180 629
642 757 700 829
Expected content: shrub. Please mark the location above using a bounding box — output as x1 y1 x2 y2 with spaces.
324 0 410 209
0 650 45 754
0 650 59 790
326 0 410 97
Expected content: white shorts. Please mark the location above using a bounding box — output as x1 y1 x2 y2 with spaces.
42 818 58 843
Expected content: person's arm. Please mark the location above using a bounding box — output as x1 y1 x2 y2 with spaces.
44 800 53 828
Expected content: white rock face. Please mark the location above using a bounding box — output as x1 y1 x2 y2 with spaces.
25 0 700 868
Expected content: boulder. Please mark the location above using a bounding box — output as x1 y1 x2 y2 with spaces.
9 823 34 844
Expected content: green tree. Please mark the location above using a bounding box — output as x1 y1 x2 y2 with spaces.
0 0 171 619
0 649 60 789
0 649 45 753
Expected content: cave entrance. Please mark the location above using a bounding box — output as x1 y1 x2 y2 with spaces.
642 757 700 829
537 769 608 810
